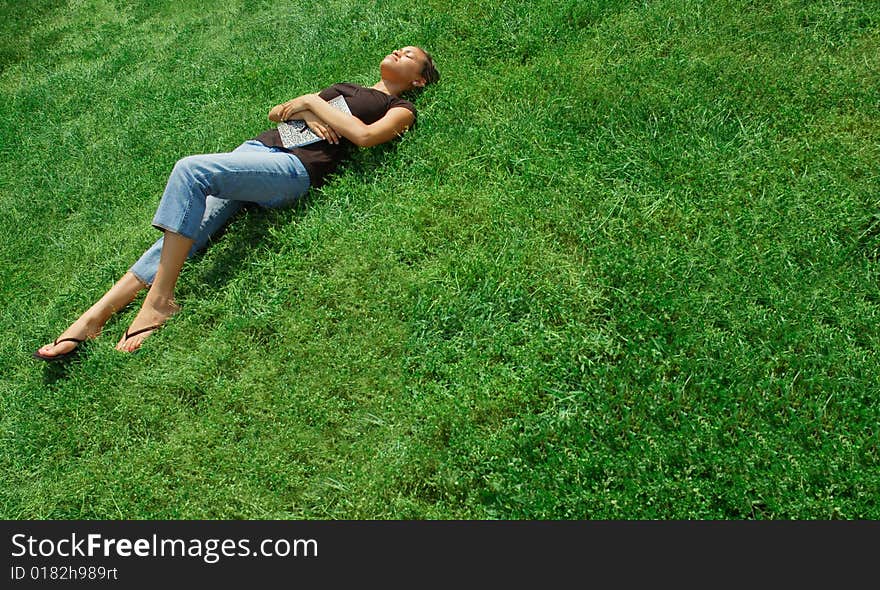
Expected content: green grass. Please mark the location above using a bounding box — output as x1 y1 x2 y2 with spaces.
1 0 878 519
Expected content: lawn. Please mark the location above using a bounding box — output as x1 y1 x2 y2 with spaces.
1 0 878 519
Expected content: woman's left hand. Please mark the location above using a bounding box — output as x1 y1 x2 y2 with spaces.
301 111 340 144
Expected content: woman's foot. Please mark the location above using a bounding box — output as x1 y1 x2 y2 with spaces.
34 316 103 360
116 296 180 352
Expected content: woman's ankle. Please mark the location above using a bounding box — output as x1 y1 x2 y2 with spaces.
81 303 118 329
62 314 103 339
142 292 181 314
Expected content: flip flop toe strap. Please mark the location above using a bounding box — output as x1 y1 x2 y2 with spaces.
124 325 162 340
53 336 85 346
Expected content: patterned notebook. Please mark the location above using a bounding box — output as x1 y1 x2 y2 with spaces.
277 95 352 148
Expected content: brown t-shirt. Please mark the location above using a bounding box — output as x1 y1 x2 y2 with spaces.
254 83 416 188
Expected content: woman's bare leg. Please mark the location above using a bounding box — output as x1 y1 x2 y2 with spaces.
35 272 146 358
116 230 195 352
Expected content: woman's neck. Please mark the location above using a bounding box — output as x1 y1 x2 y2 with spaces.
372 79 406 97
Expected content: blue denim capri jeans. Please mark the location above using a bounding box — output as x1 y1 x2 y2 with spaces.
129 140 310 286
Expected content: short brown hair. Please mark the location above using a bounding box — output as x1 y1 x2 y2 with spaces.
419 48 440 86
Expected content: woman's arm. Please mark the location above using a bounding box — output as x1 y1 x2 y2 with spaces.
273 93 414 148
268 95 313 122
268 100 341 144
300 110 340 144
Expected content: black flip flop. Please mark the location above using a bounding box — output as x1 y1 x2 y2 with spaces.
120 324 162 351
32 336 85 362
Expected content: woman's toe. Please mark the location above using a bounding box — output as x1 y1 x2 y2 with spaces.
43 343 63 355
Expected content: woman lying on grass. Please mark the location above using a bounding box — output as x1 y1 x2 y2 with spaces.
34 45 439 361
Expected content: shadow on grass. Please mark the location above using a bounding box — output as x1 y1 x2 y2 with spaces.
36 343 93 385
33 142 399 378
177 142 397 298
178 194 317 299
39 360 72 384
0 0 67 73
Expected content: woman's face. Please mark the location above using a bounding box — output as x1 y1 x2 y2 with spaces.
380 46 427 85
